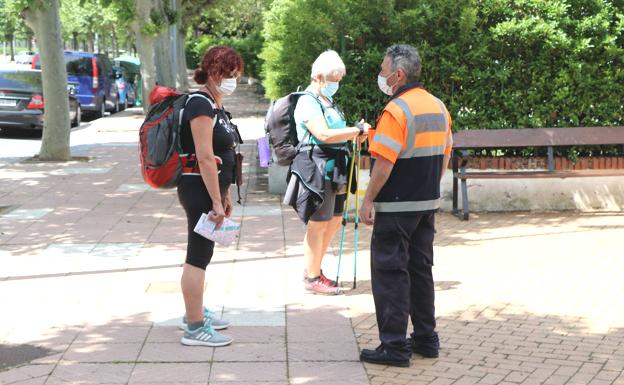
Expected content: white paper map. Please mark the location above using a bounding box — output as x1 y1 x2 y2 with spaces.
193 213 240 246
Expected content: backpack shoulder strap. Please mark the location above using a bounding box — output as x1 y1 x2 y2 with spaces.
296 91 328 147
185 91 217 109
179 92 218 128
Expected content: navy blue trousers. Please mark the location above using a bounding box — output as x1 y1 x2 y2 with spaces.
370 213 436 360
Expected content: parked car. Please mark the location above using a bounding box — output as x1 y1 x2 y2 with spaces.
32 51 119 118
113 56 142 107
113 65 136 110
0 68 80 134
15 51 36 65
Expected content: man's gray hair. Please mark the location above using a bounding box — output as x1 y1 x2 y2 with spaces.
311 50 346 79
386 44 421 83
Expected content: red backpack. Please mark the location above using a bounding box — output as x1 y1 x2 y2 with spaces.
139 85 214 188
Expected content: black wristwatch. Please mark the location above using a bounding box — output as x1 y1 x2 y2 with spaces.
356 122 365 136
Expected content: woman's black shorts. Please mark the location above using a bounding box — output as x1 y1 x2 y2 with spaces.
177 175 227 270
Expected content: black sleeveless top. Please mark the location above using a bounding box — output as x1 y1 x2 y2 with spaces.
180 92 239 187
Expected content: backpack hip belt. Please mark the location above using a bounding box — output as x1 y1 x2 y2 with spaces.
180 153 200 174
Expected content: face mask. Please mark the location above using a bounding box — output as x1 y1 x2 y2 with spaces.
377 72 396 96
322 81 339 97
217 78 237 95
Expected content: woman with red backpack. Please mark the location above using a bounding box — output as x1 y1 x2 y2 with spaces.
177 46 244 347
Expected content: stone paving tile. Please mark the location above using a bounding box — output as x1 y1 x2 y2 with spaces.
145 326 183 343
5 378 49 385
209 362 287 382
115 184 151 193
224 326 285 343
242 205 282 216
49 167 111 175
0 364 55 384
1 208 54 220
212 342 286 362
61 343 142 363
209 382 288 385
137 343 213 362
90 243 143 259
221 309 285 327
289 361 369 384
73 325 150 344
129 363 210 383
287 325 357 343
288 341 360 361
47 363 133 384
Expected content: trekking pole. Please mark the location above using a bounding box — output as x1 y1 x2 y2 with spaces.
352 140 362 289
336 139 357 286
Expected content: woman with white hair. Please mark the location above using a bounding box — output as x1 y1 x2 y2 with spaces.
285 50 370 295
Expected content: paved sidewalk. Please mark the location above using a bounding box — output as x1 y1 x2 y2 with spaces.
1 82 624 385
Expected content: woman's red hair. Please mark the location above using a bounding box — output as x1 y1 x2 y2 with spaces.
193 46 244 84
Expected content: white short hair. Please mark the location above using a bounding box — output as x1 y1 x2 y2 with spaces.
310 50 346 79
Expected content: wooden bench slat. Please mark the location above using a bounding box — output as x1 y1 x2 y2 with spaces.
459 169 624 179
453 126 624 149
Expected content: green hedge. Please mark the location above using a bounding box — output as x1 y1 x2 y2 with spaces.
186 32 264 78
185 0 269 78
260 0 624 133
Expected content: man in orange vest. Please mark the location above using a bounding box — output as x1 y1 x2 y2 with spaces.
359 44 453 367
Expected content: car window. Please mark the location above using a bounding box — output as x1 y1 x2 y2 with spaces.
0 70 42 92
65 55 94 76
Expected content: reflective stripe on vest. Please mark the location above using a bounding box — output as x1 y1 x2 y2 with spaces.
374 199 440 213
390 97 448 159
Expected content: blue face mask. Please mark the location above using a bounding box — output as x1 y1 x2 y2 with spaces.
322 81 339 97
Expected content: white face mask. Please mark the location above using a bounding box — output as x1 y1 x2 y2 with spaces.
217 78 237 95
377 72 396 96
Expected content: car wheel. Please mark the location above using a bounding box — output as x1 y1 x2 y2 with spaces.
94 99 105 118
72 105 81 127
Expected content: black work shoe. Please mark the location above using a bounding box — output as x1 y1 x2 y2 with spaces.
360 346 410 367
409 332 440 358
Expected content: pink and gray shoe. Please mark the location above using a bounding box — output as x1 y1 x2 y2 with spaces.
304 276 342 295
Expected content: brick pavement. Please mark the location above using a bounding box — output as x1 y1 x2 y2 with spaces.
1 81 623 384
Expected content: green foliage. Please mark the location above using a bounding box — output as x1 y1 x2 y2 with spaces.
186 30 264 77
260 0 346 100
184 0 270 77
1 0 35 41
60 0 134 54
260 0 624 134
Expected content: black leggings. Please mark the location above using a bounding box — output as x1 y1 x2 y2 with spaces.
177 176 227 270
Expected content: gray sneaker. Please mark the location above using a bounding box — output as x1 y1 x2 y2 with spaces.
180 306 230 331
180 321 233 347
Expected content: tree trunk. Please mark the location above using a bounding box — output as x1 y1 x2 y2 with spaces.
9 35 15 62
132 0 159 113
22 0 71 161
154 30 175 88
112 28 118 57
175 25 189 91
72 33 78 51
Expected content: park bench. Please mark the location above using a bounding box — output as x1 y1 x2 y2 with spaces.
451 126 624 220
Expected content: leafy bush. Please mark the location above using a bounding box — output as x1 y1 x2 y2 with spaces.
187 32 264 78
184 0 269 78
260 0 624 136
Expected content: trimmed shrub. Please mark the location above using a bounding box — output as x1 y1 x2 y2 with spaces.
260 0 624 134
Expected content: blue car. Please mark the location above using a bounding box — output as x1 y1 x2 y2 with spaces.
33 51 119 118
113 65 136 110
